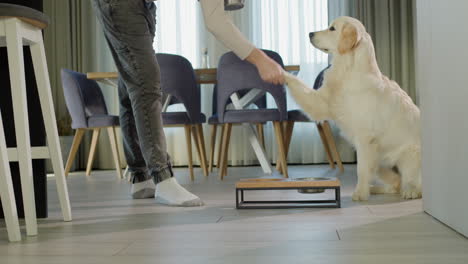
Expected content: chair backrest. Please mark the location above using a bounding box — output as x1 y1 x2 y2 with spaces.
156 53 202 123
216 50 287 122
211 84 267 116
61 69 108 129
313 64 331 90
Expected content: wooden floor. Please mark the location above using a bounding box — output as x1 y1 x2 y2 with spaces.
1 165 467 263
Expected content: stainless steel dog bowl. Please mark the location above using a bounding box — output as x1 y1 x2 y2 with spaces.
295 177 332 194
225 0 245 10
295 177 332 181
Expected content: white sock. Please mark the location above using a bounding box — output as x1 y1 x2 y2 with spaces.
155 178 204 207
131 178 156 199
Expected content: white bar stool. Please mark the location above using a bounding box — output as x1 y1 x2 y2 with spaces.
0 111 21 242
0 3 72 239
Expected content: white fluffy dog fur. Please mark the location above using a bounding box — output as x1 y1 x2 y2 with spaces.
283 16 421 201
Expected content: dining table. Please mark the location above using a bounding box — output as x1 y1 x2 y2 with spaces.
87 65 300 175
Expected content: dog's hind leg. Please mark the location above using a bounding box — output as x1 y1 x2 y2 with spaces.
370 167 401 194
397 146 422 199
352 140 379 201
284 72 330 121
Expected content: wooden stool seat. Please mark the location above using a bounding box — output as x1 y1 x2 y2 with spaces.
0 4 49 29
236 177 341 209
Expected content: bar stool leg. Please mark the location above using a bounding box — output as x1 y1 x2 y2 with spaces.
0 112 21 242
30 32 72 222
6 19 39 236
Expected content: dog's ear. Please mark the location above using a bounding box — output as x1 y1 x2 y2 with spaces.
338 23 361 55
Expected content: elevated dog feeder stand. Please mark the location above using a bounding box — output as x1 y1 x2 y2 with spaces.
235 177 341 209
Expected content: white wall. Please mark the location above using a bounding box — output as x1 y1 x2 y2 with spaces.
416 0 468 237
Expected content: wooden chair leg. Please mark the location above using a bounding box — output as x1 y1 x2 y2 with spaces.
256 123 265 149
65 129 85 176
208 124 218 172
184 125 194 181
277 121 294 174
273 121 288 178
322 121 344 173
218 124 227 180
216 124 225 169
191 126 200 156
276 122 285 174
191 126 203 176
316 123 335 169
284 121 295 154
221 123 232 180
107 126 123 179
196 124 209 177
86 128 101 176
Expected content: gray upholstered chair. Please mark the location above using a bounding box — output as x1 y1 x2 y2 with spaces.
278 65 344 174
207 85 267 173
215 50 289 179
157 53 208 181
61 69 123 178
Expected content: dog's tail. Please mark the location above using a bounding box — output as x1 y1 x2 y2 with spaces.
283 70 330 121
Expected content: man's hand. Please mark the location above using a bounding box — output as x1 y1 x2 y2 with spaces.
246 48 285 85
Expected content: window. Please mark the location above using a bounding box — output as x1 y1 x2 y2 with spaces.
153 0 329 67
253 0 329 66
154 0 201 67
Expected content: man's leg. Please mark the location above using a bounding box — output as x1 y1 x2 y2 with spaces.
93 0 202 206
118 78 156 199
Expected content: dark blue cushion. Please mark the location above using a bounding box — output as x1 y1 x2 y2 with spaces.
87 115 119 128
162 112 206 125
287 110 312 122
222 109 282 124
208 114 220 125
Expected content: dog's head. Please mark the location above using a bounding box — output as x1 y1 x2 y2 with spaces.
309 16 365 55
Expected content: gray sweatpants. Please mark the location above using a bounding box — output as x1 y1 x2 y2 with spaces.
92 0 172 183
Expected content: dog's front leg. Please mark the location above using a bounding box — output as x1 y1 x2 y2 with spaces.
353 141 379 201
284 72 330 121
397 145 422 199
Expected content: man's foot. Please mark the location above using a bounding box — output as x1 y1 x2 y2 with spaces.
130 171 156 199
155 178 204 207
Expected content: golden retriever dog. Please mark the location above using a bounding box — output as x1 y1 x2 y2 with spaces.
284 16 421 201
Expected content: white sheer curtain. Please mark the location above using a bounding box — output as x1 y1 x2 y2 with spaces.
153 0 356 166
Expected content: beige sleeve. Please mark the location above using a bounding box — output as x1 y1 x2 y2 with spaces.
200 0 255 60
